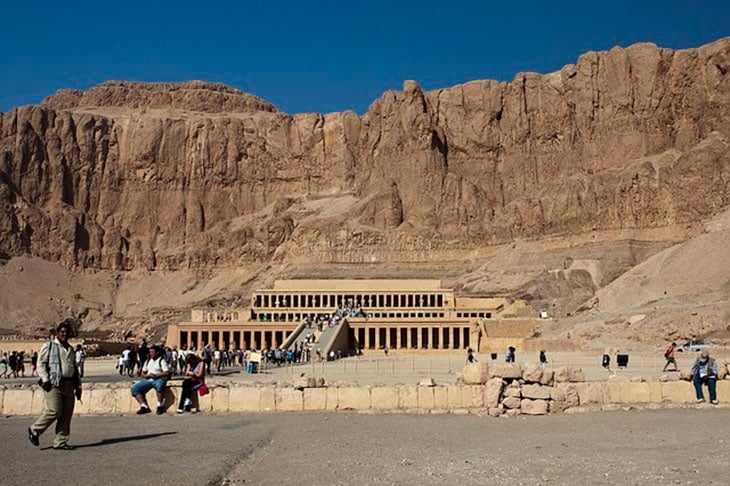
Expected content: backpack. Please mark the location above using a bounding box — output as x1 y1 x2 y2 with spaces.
664 347 672 359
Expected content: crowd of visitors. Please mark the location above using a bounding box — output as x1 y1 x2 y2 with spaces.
2 347 81 380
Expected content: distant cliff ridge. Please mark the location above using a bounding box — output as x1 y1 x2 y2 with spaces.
1 38 729 271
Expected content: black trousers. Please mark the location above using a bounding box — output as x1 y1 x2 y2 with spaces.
178 379 199 409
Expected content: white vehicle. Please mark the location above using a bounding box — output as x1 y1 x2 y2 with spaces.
677 341 714 352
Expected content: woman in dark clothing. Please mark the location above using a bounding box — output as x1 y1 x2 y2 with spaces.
176 353 206 413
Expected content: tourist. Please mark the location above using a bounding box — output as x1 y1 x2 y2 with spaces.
28 322 82 450
176 353 206 413
117 352 126 375
75 344 86 378
131 345 170 415
690 349 718 404
9 351 17 378
17 351 26 377
126 345 137 377
466 348 476 364
202 344 213 373
662 342 678 372
137 340 149 376
505 346 516 363
31 350 39 377
539 350 548 368
169 347 178 375
1 352 8 378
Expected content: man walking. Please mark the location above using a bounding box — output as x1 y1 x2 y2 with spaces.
662 342 677 372
28 322 82 450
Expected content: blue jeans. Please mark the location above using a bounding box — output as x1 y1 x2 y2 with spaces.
131 378 167 397
693 375 717 401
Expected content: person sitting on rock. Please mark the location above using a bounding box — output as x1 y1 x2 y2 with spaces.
176 353 206 413
131 345 170 415
690 349 718 405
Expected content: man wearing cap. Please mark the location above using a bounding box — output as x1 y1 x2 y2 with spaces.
689 349 718 404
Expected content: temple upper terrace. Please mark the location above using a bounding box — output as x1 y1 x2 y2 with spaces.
191 279 520 324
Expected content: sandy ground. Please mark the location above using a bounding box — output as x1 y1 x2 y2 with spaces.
60 348 727 387
3 347 726 387
4 410 729 485
223 410 730 485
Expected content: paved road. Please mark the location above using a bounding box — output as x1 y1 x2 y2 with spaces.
4 409 730 485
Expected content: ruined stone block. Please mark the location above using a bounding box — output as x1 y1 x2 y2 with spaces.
660 381 695 403
461 363 490 384
417 386 435 409
276 388 304 411
371 387 399 410
489 363 522 380
3 389 30 415
399 385 419 409
325 387 339 411
433 386 449 409
503 383 521 398
539 369 555 386
522 363 544 383
446 385 463 408
557 383 580 407
521 383 551 400
303 387 327 411
555 366 585 383
502 396 521 409
260 387 276 412
574 382 606 405
521 398 549 415
229 386 264 412
485 378 503 408
338 387 371 410
608 381 651 403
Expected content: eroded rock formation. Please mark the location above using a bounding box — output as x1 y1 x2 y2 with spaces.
1 39 729 271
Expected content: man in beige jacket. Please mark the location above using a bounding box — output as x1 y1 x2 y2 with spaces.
28 322 82 450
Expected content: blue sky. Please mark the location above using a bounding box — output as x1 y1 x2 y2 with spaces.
1 0 727 115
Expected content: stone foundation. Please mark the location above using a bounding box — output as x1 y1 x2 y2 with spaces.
3 370 728 416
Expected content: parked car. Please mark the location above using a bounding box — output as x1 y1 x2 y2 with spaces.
676 341 714 352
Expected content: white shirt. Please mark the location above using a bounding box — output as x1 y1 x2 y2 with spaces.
142 356 169 376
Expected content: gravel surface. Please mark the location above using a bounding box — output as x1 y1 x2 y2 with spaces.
6 408 729 485
224 409 730 485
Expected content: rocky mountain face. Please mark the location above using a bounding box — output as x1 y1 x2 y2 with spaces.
1 40 729 276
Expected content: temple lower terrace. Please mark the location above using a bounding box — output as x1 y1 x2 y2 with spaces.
166 279 540 353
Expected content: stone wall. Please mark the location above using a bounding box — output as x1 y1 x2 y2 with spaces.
3 363 728 416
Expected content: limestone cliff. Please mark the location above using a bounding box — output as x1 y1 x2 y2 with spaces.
1 39 729 272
